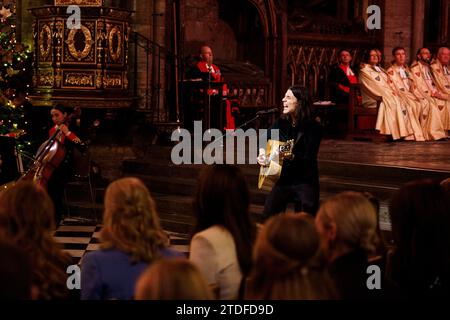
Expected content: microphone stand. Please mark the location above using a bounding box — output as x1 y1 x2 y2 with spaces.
206 113 264 149
207 64 212 131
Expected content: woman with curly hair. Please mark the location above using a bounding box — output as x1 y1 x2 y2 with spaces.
0 182 72 300
81 177 183 300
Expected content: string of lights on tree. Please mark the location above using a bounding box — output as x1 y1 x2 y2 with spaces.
0 1 33 153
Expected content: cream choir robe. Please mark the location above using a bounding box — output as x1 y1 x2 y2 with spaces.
430 59 450 130
359 63 413 140
410 61 449 136
387 65 425 141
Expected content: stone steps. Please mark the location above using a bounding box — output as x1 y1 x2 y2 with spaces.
65 142 450 237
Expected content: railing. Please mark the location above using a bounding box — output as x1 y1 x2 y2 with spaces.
129 31 179 124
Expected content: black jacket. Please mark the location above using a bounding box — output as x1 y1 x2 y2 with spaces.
329 64 357 104
267 118 322 186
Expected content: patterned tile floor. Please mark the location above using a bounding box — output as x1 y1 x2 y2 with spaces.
53 220 190 265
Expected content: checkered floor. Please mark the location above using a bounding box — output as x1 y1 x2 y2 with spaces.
53 221 190 265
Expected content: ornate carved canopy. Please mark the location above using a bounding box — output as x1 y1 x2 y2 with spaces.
29 5 134 109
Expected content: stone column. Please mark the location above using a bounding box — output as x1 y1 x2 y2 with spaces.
383 0 413 66
153 0 167 122
133 0 153 110
411 0 425 57
20 0 50 46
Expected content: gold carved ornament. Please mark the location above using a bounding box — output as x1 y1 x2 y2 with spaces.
54 0 102 6
66 25 93 61
64 73 94 86
108 26 122 62
39 24 52 60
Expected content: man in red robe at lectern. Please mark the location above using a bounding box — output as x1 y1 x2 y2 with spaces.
190 46 237 130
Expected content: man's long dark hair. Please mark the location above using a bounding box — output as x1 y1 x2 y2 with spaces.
281 85 313 127
193 164 254 276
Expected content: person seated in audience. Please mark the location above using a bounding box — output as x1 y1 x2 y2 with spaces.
387 47 425 141
359 49 415 140
189 165 255 300
410 47 449 137
315 191 398 299
81 177 183 300
245 213 337 300
388 179 450 298
329 49 359 104
135 258 213 300
0 240 36 300
0 182 72 300
362 191 389 266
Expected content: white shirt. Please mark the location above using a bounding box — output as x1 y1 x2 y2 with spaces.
189 225 243 300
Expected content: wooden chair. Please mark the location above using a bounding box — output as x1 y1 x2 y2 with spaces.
346 84 384 141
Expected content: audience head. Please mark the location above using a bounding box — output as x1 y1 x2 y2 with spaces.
101 177 167 263
392 47 407 66
135 258 213 300
389 179 450 295
437 47 450 65
0 241 33 299
338 49 352 65
416 47 431 63
0 181 55 234
200 45 213 65
0 182 70 299
194 164 253 275
315 191 379 262
246 213 336 299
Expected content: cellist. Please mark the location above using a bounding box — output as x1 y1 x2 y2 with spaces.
47 104 86 225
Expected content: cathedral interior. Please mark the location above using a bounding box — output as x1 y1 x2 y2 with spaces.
0 0 449 302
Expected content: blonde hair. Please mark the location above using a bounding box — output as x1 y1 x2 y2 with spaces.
318 191 379 255
135 258 213 300
245 214 337 300
0 182 71 299
100 177 167 262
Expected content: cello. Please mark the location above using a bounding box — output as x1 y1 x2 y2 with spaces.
19 107 82 189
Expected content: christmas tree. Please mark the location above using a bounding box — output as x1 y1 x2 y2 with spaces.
0 1 32 151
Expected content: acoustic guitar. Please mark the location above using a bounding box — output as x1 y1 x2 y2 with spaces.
258 139 294 191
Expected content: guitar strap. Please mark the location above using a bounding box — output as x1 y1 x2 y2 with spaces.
294 131 303 147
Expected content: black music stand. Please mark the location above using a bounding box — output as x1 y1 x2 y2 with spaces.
180 80 224 130
0 136 19 184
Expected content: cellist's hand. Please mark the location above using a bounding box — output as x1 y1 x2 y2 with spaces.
59 124 70 135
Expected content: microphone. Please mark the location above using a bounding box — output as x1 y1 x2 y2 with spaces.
256 108 279 115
